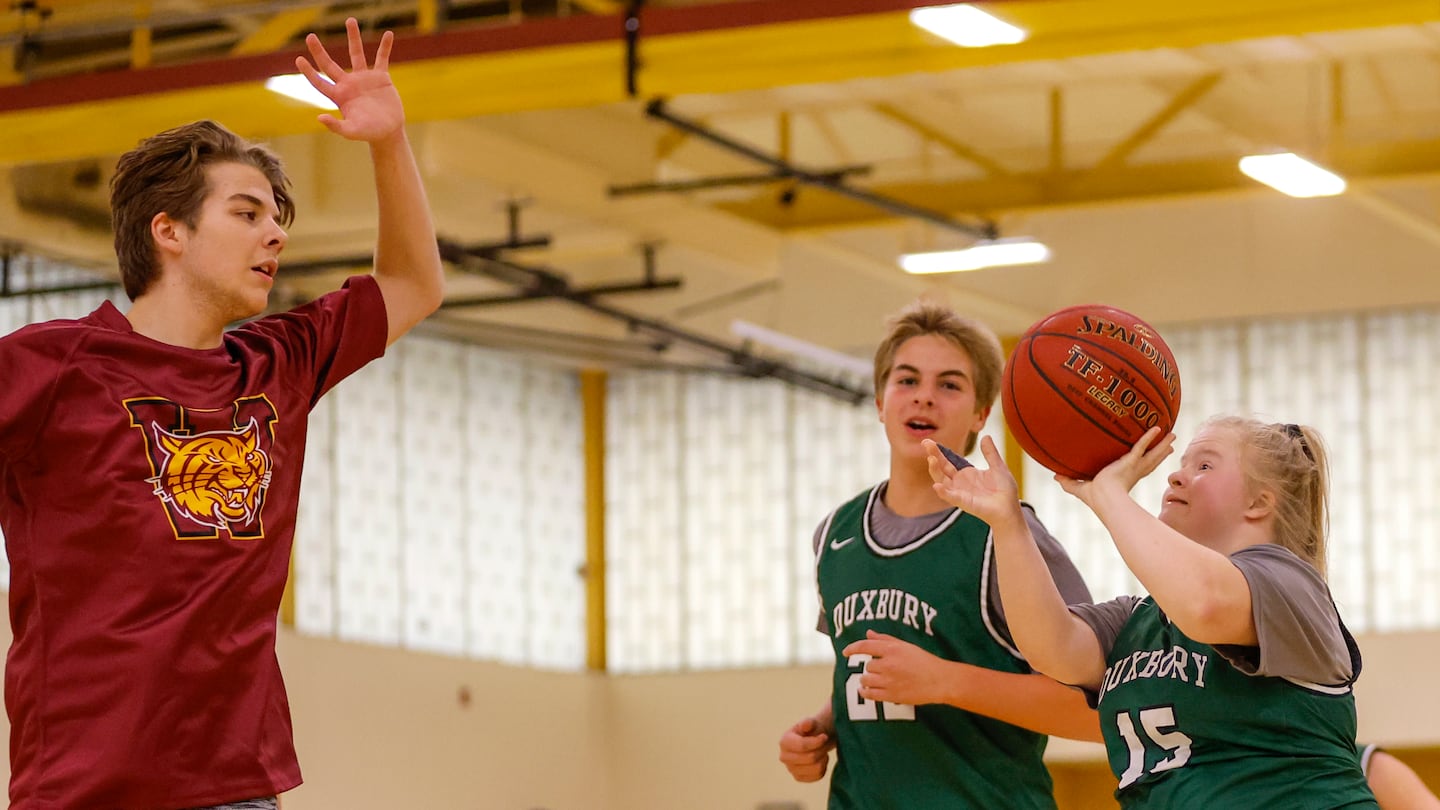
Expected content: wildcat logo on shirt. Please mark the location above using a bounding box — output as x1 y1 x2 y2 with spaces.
125 396 279 540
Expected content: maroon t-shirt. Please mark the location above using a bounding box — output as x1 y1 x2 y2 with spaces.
0 275 387 809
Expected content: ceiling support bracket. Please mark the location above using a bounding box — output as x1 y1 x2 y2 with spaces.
642 98 999 241
437 238 868 403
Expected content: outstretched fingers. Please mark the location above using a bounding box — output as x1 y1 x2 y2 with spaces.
346 17 368 69
372 29 394 71
1132 427 1177 477
303 32 346 83
922 438 955 483
977 434 1004 470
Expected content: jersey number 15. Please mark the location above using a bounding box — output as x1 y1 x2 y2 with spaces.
1115 705 1194 788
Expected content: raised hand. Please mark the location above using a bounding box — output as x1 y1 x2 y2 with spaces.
923 436 1024 529
296 17 404 143
1056 426 1176 507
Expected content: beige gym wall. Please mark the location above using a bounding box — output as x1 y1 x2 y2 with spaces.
0 621 1429 809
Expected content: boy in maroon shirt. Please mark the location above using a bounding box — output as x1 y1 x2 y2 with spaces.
0 18 443 809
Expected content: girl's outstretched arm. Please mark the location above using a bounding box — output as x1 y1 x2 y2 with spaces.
1058 428 1258 646
925 437 1107 689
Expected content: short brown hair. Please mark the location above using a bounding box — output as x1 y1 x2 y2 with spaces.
109 120 294 300
873 300 1004 454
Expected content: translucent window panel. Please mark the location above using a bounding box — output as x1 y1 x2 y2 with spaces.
1016 462 1135 601
681 374 792 669
787 389 890 666
457 351 588 670
605 371 685 673
607 371 889 673
398 338 468 657
1245 316 1368 625
462 350 530 663
293 396 337 636
517 364 586 670
298 343 587 670
1364 311 1440 631
332 357 404 646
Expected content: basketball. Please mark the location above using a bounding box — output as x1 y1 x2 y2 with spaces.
1001 304 1181 479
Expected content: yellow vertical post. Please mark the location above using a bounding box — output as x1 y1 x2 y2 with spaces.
417 0 440 34
581 369 608 672
131 2 154 69
999 336 1026 498
280 569 296 626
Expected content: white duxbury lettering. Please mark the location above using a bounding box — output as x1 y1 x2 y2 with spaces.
1099 645 1208 702
1124 651 1146 684
831 588 941 638
874 589 891 621
1138 650 1162 679
921 602 938 635
857 589 876 622
902 593 919 628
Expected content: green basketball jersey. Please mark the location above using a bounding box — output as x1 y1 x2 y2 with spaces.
817 486 1055 810
1097 598 1377 809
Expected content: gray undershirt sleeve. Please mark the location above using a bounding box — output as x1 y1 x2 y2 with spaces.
1070 595 1143 658
1068 545 1354 687
1213 544 1354 685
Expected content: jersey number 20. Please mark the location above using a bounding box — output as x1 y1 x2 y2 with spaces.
844 653 915 722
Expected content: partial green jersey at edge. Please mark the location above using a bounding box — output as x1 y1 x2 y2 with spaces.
817 486 1055 810
1098 598 1377 810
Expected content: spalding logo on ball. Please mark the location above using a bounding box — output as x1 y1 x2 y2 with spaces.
1001 304 1181 479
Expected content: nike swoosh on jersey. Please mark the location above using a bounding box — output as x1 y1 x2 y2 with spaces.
829 536 857 550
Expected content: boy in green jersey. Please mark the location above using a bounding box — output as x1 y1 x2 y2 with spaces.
778 301 1099 809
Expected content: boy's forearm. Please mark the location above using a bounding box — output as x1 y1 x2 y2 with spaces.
369 130 444 339
940 663 1101 742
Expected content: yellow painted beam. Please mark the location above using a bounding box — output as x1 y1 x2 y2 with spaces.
655 127 690 160
0 45 19 87
229 8 325 56
1048 88 1064 175
4 0 1440 165
569 0 624 14
999 335 1026 495
1091 73 1222 172
416 0 440 35
713 138 1440 229
581 368 608 672
130 1 153 69
280 541 297 628
872 102 1012 177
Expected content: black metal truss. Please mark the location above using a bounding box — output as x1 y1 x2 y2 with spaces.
628 98 999 241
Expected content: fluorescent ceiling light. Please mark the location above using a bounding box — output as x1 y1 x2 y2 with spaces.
730 320 873 378
910 4 1028 47
265 74 337 110
1238 153 1346 198
899 238 1051 274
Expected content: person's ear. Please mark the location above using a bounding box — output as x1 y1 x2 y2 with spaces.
150 212 185 257
875 392 885 423
1244 489 1276 521
970 404 992 436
